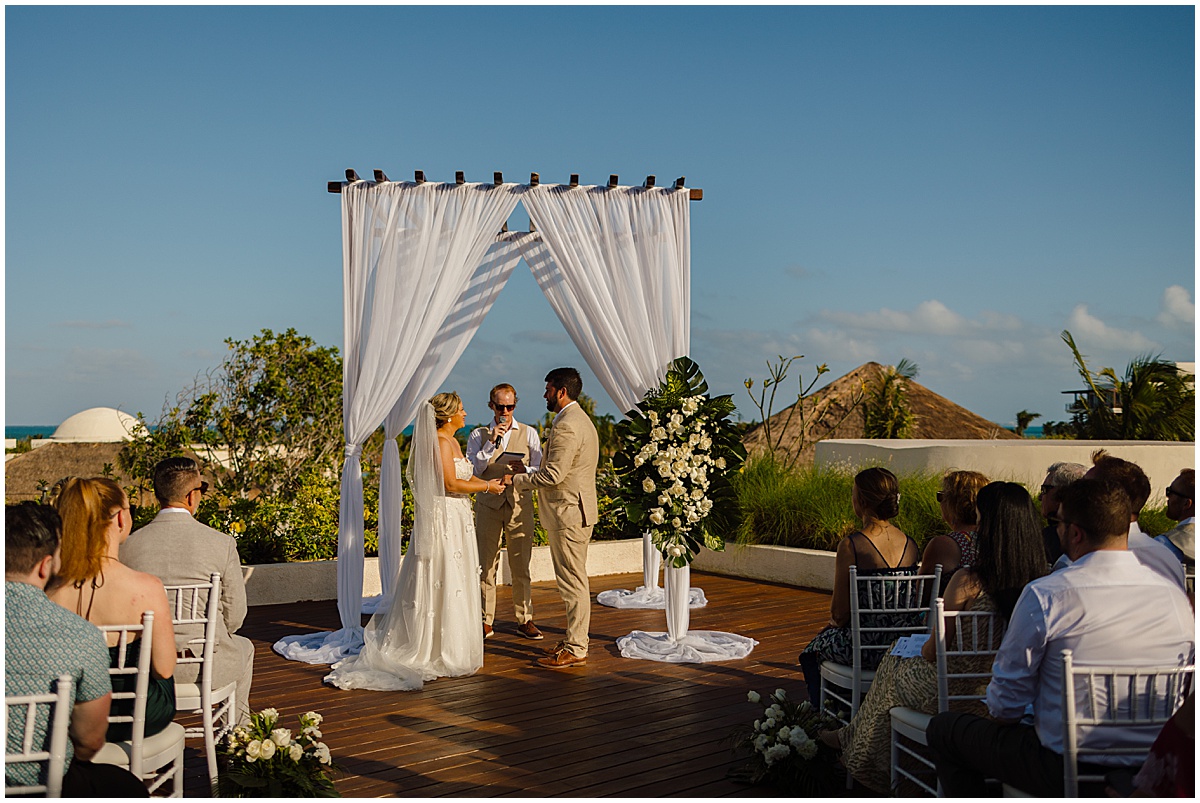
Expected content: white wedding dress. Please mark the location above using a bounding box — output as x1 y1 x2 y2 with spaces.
325 406 483 691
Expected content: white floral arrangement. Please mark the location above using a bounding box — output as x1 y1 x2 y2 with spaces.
216 708 339 797
613 357 746 566
728 688 839 794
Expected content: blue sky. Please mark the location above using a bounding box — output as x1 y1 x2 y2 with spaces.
6 6 1195 432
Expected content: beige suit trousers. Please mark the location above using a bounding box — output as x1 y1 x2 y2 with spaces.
547 507 592 658
475 495 535 626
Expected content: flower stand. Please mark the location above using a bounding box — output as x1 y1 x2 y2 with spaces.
596 533 709 609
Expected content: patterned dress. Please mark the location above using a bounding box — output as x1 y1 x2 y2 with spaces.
837 593 999 794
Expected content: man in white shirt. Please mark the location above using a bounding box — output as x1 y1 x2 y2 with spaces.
1051 451 1186 590
926 478 1195 796
465 384 544 641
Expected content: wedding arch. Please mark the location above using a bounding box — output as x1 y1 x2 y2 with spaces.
274 169 703 664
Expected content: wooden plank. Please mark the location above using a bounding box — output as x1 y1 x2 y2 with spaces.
184 571 830 796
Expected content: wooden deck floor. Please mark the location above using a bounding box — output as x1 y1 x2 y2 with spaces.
185 571 835 797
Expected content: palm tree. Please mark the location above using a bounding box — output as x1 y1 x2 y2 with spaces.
1061 330 1195 441
1014 410 1041 437
864 359 919 439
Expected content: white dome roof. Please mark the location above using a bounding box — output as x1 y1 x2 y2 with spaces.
51 407 141 443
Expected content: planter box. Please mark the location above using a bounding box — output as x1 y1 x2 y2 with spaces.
692 543 836 592
244 537 647 607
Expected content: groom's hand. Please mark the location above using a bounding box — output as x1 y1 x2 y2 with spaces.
501 474 515 487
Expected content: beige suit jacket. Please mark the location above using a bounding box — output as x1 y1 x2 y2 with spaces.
512 402 599 530
120 510 248 681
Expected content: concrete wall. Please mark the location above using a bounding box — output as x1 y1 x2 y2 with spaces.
815 439 1195 504
244 537 645 607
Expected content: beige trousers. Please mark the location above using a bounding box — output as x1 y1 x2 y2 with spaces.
475 496 535 626
547 516 592 658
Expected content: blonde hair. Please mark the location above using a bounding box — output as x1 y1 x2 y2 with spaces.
53 477 125 585
941 470 990 527
429 392 463 428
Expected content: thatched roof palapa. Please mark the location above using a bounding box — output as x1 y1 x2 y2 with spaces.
5 442 134 503
742 361 1018 466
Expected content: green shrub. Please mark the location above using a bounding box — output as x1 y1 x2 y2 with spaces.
733 456 952 551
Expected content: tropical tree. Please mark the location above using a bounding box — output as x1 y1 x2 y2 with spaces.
1014 410 1041 437
863 359 920 439
1060 330 1194 441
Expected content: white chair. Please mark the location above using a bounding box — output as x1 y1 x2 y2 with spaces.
820 564 942 726
165 572 237 785
1184 564 1194 598
93 612 186 797
5 674 74 797
889 598 1006 796
1060 648 1194 797
820 564 940 789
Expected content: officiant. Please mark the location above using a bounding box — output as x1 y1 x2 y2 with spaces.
466 383 545 641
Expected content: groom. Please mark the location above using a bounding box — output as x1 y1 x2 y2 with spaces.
507 367 599 669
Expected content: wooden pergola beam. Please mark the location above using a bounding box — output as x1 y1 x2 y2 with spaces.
328 170 703 200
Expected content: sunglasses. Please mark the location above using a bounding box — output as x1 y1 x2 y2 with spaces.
1166 486 1192 500
491 403 516 412
191 481 209 496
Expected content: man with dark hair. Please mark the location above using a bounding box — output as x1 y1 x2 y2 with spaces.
1157 468 1194 568
1060 450 1187 589
466 382 544 640
1038 461 1087 564
507 367 598 668
927 478 1195 796
5 503 147 796
121 457 253 723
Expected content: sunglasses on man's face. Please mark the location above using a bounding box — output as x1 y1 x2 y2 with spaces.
192 481 209 496
491 403 516 412
1166 486 1192 500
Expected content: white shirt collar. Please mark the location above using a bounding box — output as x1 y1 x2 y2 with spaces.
159 507 193 516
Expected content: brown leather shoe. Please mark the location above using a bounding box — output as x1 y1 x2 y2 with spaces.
517 622 544 640
483 623 494 639
537 648 586 669
542 640 566 655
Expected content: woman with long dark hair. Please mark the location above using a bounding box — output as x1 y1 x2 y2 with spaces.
821 481 1048 793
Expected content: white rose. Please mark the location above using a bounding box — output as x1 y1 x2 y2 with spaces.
658 493 670 506
788 728 810 748
764 744 792 766
657 463 672 479
670 413 684 426
633 456 644 467
260 707 278 723
715 457 726 469
650 426 667 441
648 410 659 424
699 499 714 513
699 436 712 450
649 508 665 525
775 689 787 700
671 518 682 528
798 740 818 760
777 726 791 742
270 728 291 748
688 433 700 445
245 740 262 761
686 510 700 524
642 477 656 493
289 744 304 762
673 460 689 475
753 734 769 752
259 738 276 759
304 726 323 739
315 743 331 765
667 544 685 558
670 482 686 496
747 690 761 703
304 712 323 725
690 488 704 500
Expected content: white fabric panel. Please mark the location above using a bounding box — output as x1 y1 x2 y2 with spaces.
274 182 521 665
665 563 691 641
370 233 531 613
595 532 709 610
519 185 691 413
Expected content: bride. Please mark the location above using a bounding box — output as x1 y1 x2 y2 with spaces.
325 392 505 691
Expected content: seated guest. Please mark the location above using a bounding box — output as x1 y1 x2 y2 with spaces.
1157 468 1194 569
1061 450 1187 590
824 482 1048 793
926 478 1195 797
5 503 147 797
1037 461 1086 565
121 457 253 724
799 467 919 705
919 469 988 595
48 478 176 742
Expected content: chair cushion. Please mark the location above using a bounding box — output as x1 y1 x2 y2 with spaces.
820 660 876 688
890 705 933 742
92 722 186 770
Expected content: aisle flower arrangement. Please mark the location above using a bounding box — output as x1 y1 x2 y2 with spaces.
728 687 840 795
612 357 747 566
215 708 339 797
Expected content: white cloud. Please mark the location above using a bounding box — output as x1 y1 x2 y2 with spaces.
1066 304 1158 352
819 299 981 336
1157 285 1195 328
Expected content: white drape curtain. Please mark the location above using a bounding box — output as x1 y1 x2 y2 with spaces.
274 182 520 664
370 233 533 611
519 185 690 413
